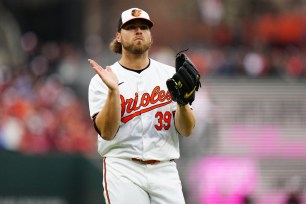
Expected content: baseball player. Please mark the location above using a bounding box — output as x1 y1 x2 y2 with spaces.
88 8 201 204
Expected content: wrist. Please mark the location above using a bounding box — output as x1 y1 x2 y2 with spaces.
108 88 120 95
177 103 188 109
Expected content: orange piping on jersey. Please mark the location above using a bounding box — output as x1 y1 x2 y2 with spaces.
103 157 111 204
121 100 172 123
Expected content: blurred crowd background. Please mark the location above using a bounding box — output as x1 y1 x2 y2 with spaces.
0 0 306 203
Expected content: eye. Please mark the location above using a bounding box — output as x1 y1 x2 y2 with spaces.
140 25 149 30
123 24 149 31
124 25 136 30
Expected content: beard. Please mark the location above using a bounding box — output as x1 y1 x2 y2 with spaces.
121 38 152 54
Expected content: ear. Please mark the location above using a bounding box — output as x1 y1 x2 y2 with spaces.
116 32 121 43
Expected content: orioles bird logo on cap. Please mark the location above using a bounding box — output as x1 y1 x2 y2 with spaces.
131 9 142 17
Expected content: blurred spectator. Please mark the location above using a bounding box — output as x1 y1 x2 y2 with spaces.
286 47 306 78
243 51 269 77
285 192 302 204
242 194 254 204
198 0 224 26
253 13 306 45
0 1 25 66
0 36 97 154
284 176 304 204
21 31 39 54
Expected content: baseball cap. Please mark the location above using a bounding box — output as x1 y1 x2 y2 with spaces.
118 8 154 31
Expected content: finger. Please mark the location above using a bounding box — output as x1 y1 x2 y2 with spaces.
183 62 198 79
88 59 95 66
88 60 106 77
88 59 103 69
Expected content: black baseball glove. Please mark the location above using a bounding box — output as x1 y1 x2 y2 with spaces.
166 50 201 106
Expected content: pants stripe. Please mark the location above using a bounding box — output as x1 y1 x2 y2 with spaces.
103 157 111 204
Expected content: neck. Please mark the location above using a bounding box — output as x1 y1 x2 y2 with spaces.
119 52 150 70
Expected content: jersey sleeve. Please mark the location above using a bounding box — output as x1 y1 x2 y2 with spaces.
88 75 108 118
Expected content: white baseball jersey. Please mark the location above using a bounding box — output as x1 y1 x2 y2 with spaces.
88 59 181 161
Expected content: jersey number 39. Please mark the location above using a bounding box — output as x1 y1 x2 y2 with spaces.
154 111 172 131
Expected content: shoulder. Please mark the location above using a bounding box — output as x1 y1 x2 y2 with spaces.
150 58 174 69
89 74 100 85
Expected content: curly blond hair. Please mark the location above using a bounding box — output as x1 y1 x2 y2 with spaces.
109 38 122 54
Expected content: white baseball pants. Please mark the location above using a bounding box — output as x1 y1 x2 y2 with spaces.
102 157 185 204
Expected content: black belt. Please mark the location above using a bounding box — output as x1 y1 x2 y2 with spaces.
132 158 174 165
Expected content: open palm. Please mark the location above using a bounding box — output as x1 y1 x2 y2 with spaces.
88 59 119 91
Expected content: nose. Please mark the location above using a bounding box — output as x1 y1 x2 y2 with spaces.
135 25 142 32
135 26 142 33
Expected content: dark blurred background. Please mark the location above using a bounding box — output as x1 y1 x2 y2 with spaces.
0 0 306 203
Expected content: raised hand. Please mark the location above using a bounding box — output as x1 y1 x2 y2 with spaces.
88 59 119 91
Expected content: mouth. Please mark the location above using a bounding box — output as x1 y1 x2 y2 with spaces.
135 36 144 41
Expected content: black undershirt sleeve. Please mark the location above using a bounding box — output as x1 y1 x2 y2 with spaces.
92 113 101 136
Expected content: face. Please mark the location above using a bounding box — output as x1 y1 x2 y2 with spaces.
117 20 152 55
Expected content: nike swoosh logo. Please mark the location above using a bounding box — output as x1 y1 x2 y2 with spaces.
184 87 196 99
118 82 124 85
